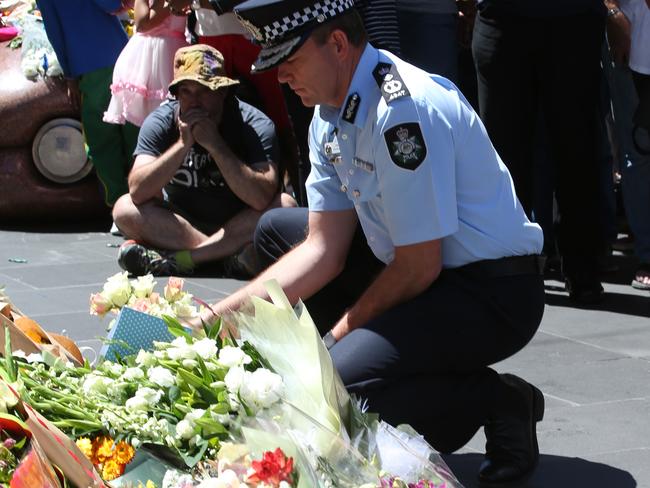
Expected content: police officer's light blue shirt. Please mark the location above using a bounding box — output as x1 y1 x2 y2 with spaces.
306 43 543 268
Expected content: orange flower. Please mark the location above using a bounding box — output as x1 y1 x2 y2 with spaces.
101 458 126 481
113 440 136 465
75 437 94 460
93 435 114 464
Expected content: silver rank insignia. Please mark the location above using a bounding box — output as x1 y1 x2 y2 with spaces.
373 62 410 104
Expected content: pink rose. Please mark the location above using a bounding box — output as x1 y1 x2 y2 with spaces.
164 277 184 302
132 298 151 313
90 293 112 317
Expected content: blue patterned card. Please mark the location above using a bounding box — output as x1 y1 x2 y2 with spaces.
99 307 174 362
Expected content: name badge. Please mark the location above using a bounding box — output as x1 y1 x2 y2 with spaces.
324 138 340 157
353 157 374 172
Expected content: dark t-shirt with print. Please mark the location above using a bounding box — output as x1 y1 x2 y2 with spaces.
135 97 278 225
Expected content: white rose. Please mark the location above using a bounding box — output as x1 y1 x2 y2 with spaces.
224 366 246 393
122 367 145 381
167 337 196 361
148 366 175 388
239 369 283 411
131 275 156 298
102 271 132 307
182 359 198 369
136 350 157 367
217 346 251 368
175 419 195 440
172 297 197 319
193 338 219 360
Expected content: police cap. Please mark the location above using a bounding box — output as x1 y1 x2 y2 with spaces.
234 0 355 72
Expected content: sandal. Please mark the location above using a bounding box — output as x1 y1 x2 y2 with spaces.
631 263 650 290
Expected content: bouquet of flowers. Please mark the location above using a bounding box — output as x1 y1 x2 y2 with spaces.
2 317 284 481
90 273 199 325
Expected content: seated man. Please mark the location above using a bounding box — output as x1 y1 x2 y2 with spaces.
113 44 296 277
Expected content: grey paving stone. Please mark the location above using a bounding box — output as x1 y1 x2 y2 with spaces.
2 226 650 488
1 261 118 289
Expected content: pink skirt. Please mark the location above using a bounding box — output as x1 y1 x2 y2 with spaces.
104 32 187 127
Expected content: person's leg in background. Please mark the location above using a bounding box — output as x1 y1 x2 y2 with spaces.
472 12 538 216
541 13 607 303
79 66 132 206
397 4 459 83
605 53 650 288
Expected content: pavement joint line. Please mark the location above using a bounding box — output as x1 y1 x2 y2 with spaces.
27 310 92 317
587 446 650 457
0 275 39 291
543 393 581 407
582 396 650 407
538 329 635 355
7 282 107 292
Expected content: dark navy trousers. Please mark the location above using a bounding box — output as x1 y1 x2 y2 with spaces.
255 207 545 453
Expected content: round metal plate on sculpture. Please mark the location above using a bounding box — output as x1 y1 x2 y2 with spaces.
0 40 108 222
32 118 92 184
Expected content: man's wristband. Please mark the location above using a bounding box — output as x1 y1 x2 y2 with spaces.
323 330 337 350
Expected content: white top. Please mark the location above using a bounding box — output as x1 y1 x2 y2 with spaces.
194 10 249 37
620 0 650 75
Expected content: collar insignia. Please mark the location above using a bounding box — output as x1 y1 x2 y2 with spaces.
342 92 360 124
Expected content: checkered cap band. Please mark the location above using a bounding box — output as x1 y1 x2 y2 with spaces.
263 0 354 44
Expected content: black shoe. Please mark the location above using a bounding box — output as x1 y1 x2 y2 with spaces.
117 240 183 277
562 257 604 304
478 374 544 487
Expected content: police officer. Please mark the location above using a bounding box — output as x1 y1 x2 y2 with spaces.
204 0 547 485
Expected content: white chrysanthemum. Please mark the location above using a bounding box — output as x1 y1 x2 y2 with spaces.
125 395 149 411
217 346 251 368
102 271 132 307
148 366 175 388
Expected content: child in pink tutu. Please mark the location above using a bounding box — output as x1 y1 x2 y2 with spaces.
104 0 188 127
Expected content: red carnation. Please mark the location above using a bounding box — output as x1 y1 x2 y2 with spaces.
247 448 294 486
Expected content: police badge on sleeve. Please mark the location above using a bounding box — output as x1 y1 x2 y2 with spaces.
383 123 427 170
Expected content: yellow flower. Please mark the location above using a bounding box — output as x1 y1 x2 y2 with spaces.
101 458 125 481
114 440 136 465
75 437 94 460
146 481 156 488
93 435 115 464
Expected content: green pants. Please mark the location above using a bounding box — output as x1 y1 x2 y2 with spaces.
79 66 140 206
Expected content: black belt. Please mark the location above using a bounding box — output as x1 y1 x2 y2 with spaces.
452 255 546 278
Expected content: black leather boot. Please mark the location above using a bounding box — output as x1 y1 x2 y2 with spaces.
478 374 544 486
